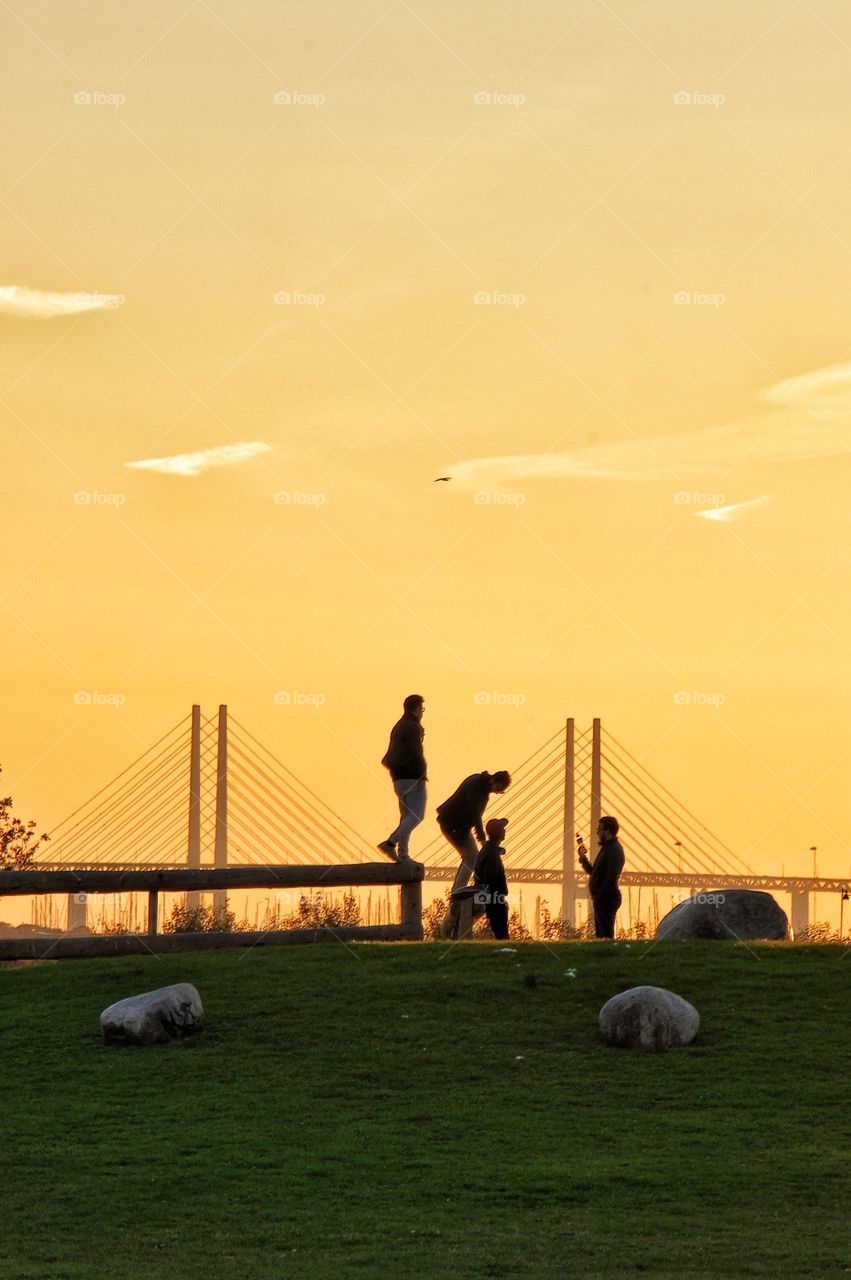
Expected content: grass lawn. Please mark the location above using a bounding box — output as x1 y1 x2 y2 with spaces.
0 939 848 1279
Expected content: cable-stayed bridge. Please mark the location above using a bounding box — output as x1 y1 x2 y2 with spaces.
34 707 847 934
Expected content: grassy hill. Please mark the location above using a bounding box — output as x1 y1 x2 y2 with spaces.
0 940 848 1279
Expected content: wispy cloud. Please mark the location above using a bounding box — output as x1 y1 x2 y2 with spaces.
125 443 271 477
440 362 851 488
696 495 771 522
0 285 124 318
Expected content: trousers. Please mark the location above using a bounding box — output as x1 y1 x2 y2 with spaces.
592 890 622 939
388 779 426 856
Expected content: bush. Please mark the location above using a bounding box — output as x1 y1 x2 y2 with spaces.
163 903 241 933
0 767 49 871
792 921 849 944
262 892 363 932
423 894 448 940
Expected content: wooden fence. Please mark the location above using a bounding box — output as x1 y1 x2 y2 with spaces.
0 862 424 960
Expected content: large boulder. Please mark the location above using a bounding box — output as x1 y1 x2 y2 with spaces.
600 985 699 1050
100 983 203 1045
656 889 788 941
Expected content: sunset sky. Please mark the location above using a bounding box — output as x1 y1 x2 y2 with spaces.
2 0 849 907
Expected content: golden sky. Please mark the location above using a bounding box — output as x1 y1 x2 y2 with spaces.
2 0 849 892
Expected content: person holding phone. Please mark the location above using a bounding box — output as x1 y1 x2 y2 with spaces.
578 816 625 938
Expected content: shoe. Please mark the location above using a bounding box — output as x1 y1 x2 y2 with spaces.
396 851 412 861
377 840 398 861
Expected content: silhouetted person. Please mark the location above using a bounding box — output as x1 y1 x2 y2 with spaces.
474 816 510 940
437 769 511 937
578 816 625 938
378 694 427 861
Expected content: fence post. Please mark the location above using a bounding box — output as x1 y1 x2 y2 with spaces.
213 704 229 916
400 879 423 940
148 890 159 937
456 895 474 940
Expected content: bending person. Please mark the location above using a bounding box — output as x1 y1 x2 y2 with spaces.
437 769 510 937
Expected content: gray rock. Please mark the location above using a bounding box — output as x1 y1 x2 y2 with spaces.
656 889 788 941
100 983 203 1045
599 985 699 1050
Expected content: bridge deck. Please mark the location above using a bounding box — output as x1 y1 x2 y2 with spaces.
27 863 850 894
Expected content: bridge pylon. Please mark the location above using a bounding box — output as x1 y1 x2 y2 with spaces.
560 717 602 927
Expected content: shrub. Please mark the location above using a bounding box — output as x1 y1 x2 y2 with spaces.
163 903 241 933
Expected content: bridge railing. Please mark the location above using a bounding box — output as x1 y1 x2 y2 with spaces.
0 862 424 960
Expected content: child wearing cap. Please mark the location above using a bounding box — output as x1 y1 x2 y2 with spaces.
474 817 510 940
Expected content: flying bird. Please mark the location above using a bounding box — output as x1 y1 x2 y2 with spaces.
436 362 851 488
434 476 452 482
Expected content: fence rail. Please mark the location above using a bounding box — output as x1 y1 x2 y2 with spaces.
0 862 424 960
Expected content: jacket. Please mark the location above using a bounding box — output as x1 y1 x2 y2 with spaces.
436 772 492 842
581 837 625 899
381 714 426 782
474 840 508 898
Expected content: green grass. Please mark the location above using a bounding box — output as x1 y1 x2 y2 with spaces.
1 940 849 1279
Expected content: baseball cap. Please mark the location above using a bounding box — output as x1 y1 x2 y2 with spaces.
485 817 509 840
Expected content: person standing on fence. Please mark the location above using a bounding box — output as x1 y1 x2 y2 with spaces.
578 815 625 938
378 694 427 862
474 817 510 940
437 769 511 937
